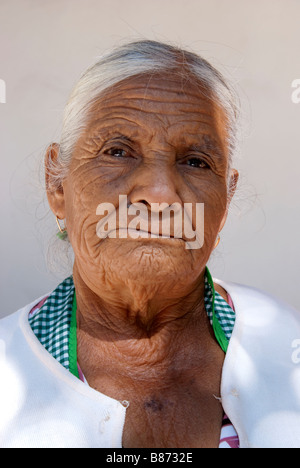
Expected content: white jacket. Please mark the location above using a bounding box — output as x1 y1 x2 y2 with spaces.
0 279 300 448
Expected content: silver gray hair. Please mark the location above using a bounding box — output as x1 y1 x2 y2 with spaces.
50 40 240 192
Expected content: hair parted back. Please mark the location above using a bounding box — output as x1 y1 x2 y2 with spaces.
50 40 240 190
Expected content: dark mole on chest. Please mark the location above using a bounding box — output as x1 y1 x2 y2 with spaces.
144 397 174 412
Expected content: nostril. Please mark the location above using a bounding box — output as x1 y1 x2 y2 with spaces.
129 200 152 211
127 199 148 208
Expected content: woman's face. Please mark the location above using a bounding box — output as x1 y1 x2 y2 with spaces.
47 72 238 298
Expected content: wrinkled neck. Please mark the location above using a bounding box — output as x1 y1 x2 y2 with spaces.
72 260 207 338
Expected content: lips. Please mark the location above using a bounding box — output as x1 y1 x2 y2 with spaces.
127 209 185 239
107 227 184 240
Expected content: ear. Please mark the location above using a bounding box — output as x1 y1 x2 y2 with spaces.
218 168 239 232
45 143 66 220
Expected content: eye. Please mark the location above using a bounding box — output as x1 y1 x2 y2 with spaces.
106 147 129 158
185 157 210 169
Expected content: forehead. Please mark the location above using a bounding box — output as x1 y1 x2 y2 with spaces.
83 72 228 151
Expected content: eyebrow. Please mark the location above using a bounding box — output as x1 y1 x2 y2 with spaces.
185 135 225 160
109 134 135 145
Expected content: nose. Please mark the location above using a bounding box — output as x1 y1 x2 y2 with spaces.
128 164 182 210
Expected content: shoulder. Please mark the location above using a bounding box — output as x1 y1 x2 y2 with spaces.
0 293 50 340
213 277 300 339
0 277 73 333
218 279 300 448
214 277 298 312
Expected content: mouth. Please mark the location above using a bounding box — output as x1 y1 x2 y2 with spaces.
106 227 186 242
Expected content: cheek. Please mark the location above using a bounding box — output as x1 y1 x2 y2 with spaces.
198 181 228 242
62 175 102 256
63 162 126 239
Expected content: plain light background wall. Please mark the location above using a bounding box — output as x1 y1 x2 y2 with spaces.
0 0 300 318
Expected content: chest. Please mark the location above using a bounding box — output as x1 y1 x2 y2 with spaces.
85 372 225 448
121 389 224 448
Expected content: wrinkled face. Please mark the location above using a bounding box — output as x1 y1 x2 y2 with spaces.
48 72 238 297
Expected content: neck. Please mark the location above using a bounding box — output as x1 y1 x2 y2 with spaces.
73 262 218 384
73 260 209 335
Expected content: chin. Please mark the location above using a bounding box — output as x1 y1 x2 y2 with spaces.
92 238 204 284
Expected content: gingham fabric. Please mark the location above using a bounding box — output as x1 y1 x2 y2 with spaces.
28 277 75 371
28 271 236 373
204 274 236 341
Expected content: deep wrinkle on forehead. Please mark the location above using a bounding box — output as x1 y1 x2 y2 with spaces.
91 76 223 122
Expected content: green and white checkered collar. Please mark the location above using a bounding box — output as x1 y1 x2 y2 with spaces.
28 267 235 378
29 277 75 372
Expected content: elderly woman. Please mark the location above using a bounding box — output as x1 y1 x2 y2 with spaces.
1 40 300 449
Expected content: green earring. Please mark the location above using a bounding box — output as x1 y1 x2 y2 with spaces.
56 216 68 240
